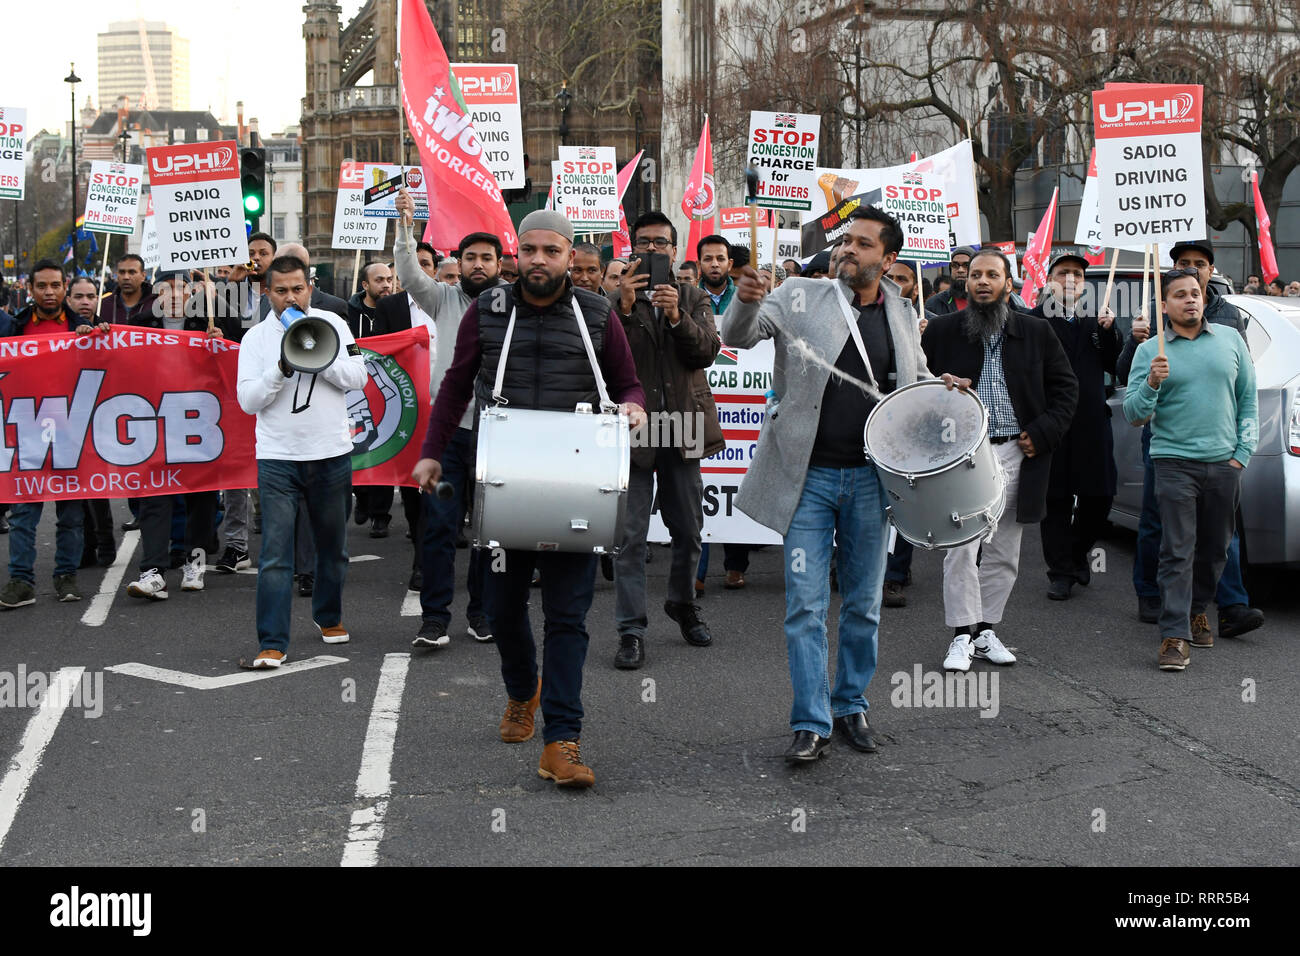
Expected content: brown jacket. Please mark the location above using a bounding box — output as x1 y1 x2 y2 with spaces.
611 281 725 469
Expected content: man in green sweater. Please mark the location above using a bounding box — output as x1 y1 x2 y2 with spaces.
1123 269 1258 672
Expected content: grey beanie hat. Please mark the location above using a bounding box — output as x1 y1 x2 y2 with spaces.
517 209 575 243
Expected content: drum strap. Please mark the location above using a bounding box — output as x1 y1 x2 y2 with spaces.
491 298 616 412
832 283 880 393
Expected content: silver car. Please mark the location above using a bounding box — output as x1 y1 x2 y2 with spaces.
1107 293 1300 577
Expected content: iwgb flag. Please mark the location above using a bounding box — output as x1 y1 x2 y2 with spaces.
1252 170 1280 284
680 118 716 262
1021 187 1058 308
398 0 518 254
612 150 643 257
0 328 429 502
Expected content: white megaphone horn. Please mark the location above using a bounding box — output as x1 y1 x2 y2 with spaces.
279 305 340 374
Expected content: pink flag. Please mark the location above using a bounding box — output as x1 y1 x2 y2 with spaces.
398 0 518 254
680 118 716 262
1252 170 1279 284
1020 187 1058 307
613 206 632 257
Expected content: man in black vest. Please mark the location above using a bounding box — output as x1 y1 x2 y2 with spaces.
412 210 646 789
1031 252 1122 600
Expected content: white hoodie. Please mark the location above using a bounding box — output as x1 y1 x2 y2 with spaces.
236 308 369 460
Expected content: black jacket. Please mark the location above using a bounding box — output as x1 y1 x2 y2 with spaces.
924 288 965 317
99 282 158 326
8 301 80 336
347 291 381 339
373 291 413 335
1030 301 1122 497
922 308 1079 524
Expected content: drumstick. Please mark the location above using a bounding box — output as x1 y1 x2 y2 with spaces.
746 164 760 267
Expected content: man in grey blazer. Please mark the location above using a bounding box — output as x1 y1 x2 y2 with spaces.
722 207 930 763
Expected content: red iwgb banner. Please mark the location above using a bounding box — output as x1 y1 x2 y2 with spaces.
0 328 429 502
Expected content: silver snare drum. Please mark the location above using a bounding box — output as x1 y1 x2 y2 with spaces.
863 379 1005 549
473 405 630 553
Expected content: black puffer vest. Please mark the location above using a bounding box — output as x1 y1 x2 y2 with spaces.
474 280 610 412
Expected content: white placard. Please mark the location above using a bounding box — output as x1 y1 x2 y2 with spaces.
83 161 144 236
879 172 950 263
557 146 618 231
145 140 248 270
140 193 160 271
0 106 25 200
1092 84 1206 247
332 161 387 249
361 163 429 219
747 111 821 212
450 63 524 190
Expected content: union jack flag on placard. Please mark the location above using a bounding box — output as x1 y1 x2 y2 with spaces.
902 171 922 185
579 147 596 159
775 114 795 128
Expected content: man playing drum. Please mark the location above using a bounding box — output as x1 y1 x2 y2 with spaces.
922 248 1078 672
723 208 930 763
411 210 646 789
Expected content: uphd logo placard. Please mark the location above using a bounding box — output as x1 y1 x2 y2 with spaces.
1097 92 1196 125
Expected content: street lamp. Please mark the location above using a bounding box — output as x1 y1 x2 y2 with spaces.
64 63 80 253
556 81 573 147
846 7 872 169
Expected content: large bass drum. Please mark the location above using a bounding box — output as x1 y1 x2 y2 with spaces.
863 379 1005 549
473 404 630 553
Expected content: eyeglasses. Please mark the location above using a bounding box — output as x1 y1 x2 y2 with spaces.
633 237 674 251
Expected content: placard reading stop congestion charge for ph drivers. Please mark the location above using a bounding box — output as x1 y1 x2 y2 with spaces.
83 161 144 235
747 111 821 211
145 140 249 271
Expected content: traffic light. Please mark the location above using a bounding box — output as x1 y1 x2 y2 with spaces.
240 147 267 232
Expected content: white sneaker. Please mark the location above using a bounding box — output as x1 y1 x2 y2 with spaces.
181 560 205 592
973 628 1016 665
943 633 974 672
127 570 169 601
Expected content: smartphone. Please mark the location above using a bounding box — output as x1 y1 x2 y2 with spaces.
633 252 673 290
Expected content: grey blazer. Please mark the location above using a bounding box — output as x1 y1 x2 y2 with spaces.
721 276 931 536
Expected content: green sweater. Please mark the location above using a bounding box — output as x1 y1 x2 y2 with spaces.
1123 322 1258 466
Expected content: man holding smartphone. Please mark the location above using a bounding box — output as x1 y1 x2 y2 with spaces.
609 212 725 669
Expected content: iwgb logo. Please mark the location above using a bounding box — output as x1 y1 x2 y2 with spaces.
347 351 419 471
686 172 716 220
1098 92 1197 125
149 145 235 175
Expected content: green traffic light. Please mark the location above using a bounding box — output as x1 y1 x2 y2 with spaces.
244 194 262 214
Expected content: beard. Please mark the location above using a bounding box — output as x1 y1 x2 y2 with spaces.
520 268 566 300
841 258 884 290
461 272 499 298
950 277 967 296
963 293 1011 342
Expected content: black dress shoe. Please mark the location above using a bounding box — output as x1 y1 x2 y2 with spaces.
298 573 314 597
80 549 98 570
370 517 391 538
1219 603 1264 639
121 518 140 531
614 634 644 669
784 730 830 763
96 546 117 567
1047 578 1073 601
408 569 422 592
664 600 712 646
1074 565 1091 587
833 712 878 753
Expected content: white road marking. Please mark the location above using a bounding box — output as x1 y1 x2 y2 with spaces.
340 653 410 867
400 589 421 616
106 656 348 689
0 667 85 856
80 530 140 626
235 553 382 575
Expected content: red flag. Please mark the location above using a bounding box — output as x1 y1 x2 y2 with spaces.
680 118 716 262
1252 170 1279 284
398 0 518 254
613 205 632 257
1020 187 1058 307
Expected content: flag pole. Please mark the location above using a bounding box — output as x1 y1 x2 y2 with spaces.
93 233 111 320
1139 244 1150 342
1152 242 1165 358
1101 246 1119 318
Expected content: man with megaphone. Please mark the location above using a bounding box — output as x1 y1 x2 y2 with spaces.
236 255 370 669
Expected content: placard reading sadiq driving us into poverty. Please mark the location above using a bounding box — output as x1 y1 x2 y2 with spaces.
145 140 248 271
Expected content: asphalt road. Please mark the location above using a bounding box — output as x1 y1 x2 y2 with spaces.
0 500 1297 867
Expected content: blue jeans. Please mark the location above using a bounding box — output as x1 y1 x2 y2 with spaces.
1135 425 1249 607
783 466 889 737
7 501 84 582
485 549 596 743
256 454 352 652
420 427 487 626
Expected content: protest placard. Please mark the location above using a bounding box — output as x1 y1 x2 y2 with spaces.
557 146 618 231
83 161 143 236
0 107 26 200
747 111 821 211
450 63 524 190
1092 83 1205 246
145 140 248 271
332 161 387 249
361 163 429 219
879 171 950 264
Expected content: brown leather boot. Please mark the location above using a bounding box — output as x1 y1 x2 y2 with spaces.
538 739 594 788
498 677 541 743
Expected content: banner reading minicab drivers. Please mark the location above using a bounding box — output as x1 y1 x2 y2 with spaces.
0 328 429 502
145 140 248 271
